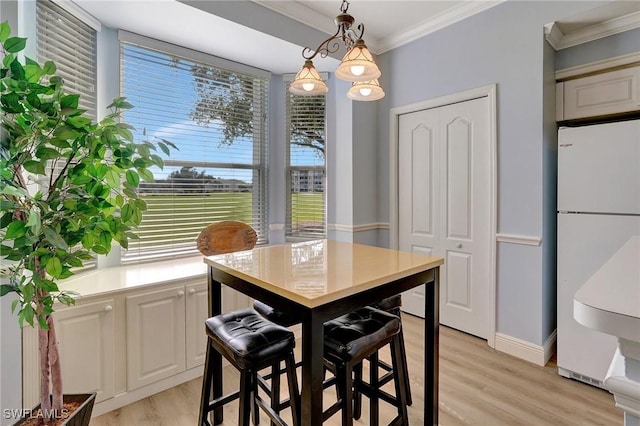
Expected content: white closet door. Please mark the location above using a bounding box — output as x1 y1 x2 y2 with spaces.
399 97 491 339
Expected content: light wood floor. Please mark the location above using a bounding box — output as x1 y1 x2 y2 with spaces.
91 314 621 425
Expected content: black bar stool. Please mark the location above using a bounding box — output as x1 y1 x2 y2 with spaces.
322 306 410 426
254 295 413 418
199 308 301 426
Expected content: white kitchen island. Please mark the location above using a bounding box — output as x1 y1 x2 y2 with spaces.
574 235 640 426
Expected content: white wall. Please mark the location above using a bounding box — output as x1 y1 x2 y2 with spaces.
0 2 33 422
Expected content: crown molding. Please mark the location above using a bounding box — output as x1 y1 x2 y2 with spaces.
252 0 504 55
545 11 640 51
555 51 640 81
252 1 339 43
376 0 505 54
56 0 102 31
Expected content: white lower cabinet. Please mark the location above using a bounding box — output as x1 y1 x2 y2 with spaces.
126 284 187 390
185 282 209 369
54 298 117 403
22 276 250 416
125 280 211 390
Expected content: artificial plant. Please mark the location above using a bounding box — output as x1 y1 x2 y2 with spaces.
0 21 175 421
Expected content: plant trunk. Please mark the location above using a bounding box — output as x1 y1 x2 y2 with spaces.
37 263 64 422
38 316 64 422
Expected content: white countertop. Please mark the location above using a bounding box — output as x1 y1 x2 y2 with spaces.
57 256 207 298
574 235 640 342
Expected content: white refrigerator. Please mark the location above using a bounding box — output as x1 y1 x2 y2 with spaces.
557 119 640 388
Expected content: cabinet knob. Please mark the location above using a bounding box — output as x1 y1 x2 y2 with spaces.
456 243 462 249
189 288 196 295
177 290 185 297
104 305 113 312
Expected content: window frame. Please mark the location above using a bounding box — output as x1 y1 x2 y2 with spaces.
283 76 328 240
118 31 270 263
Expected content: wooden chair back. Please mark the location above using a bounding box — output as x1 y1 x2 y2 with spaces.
196 221 258 256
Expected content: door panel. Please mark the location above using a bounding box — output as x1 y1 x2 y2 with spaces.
446 251 471 308
446 118 471 239
399 97 490 339
399 109 439 317
411 125 435 236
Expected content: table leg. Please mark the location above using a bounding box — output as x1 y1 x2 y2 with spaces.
207 269 224 425
301 313 324 426
425 269 440 425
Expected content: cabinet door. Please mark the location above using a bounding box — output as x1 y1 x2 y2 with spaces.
126 285 186 390
54 299 115 403
185 281 208 369
562 66 640 120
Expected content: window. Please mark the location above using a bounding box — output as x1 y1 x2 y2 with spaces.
285 82 326 239
36 0 97 119
36 0 98 270
119 32 269 263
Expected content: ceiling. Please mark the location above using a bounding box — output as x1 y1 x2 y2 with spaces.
253 0 504 54
73 0 638 75
72 0 505 74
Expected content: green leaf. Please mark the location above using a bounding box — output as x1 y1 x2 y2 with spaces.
130 207 142 226
115 194 124 207
1 185 28 197
4 221 27 239
125 170 140 186
157 141 171 156
25 210 41 235
81 233 94 250
0 213 12 229
1 91 22 113
60 94 80 109
23 63 42 82
4 36 26 53
42 226 69 250
0 284 16 297
66 256 84 268
22 160 45 175
91 245 108 255
120 204 133 222
137 168 154 183
35 147 60 161
9 58 24 80
2 52 14 68
45 257 63 279
38 279 59 292
42 60 56 75
105 170 120 188
136 144 151 157
53 126 80 142
0 21 10 43
67 115 92 129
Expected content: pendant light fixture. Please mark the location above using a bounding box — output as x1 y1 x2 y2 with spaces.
347 79 385 101
290 0 384 101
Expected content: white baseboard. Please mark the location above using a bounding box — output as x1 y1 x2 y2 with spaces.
91 367 203 417
494 329 556 366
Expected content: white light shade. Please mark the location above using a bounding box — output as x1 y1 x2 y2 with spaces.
347 79 385 101
335 39 381 82
289 60 328 96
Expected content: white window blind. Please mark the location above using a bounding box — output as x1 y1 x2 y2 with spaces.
120 35 269 263
36 0 97 120
285 84 326 238
36 0 98 270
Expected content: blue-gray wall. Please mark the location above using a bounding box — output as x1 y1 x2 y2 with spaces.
375 0 612 345
556 27 640 70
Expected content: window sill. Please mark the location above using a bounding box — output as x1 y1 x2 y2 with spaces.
57 256 207 299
